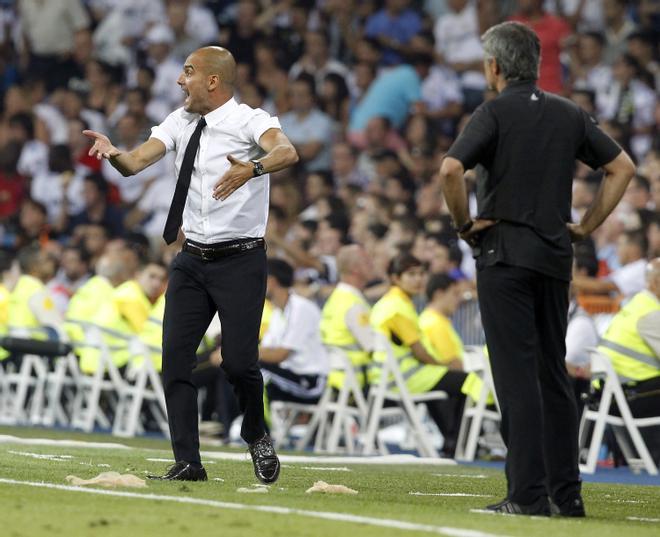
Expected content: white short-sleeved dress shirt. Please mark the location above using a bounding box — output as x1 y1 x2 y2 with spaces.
150 97 281 243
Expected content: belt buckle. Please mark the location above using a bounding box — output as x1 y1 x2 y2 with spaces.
199 246 214 262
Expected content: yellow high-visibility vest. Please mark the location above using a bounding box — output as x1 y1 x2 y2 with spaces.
320 284 372 389
598 291 660 382
370 286 448 394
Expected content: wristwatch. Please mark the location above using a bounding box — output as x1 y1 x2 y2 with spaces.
455 220 474 234
250 159 265 177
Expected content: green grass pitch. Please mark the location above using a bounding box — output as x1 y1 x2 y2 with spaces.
0 426 659 537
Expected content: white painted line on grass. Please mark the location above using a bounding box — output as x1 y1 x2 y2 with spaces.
0 435 455 466
0 477 511 537
432 475 488 479
202 451 457 466
145 458 216 465
281 465 352 472
410 492 493 498
0 435 130 450
627 517 660 523
7 450 73 461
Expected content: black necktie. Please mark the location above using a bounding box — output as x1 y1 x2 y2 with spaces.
163 117 207 244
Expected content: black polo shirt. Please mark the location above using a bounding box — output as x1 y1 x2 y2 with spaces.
446 80 621 281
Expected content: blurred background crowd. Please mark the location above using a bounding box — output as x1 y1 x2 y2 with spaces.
0 0 658 445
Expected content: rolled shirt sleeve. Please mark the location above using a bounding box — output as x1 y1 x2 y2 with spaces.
445 104 498 170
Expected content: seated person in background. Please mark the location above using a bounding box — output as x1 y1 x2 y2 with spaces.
419 273 464 371
597 257 660 461
259 259 328 406
573 230 648 300
370 253 468 457
566 243 600 417
598 258 660 410
320 244 375 393
566 244 601 380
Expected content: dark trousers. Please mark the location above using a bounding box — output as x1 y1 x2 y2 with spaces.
163 247 267 464
477 263 580 505
426 370 468 457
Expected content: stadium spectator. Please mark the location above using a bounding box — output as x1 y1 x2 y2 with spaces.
279 73 334 172
509 0 572 94
289 29 350 91
18 0 90 91
602 0 637 64
364 0 422 67
260 258 328 405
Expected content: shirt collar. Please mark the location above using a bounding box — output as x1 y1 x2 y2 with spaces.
337 282 365 298
500 80 538 96
202 97 238 126
389 285 414 305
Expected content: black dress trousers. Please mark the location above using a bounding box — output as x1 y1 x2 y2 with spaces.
162 247 267 464
477 263 580 506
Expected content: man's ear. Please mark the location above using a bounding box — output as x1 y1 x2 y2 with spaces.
208 74 220 90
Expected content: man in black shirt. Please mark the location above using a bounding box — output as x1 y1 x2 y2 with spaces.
440 22 635 517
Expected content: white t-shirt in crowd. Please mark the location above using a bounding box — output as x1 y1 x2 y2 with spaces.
433 2 485 90
565 304 598 368
261 293 328 377
610 258 647 299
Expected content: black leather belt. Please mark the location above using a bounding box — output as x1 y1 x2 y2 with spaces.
182 238 265 261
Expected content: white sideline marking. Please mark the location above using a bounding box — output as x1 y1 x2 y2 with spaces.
0 478 511 537
201 451 457 466
146 458 216 465
433 474 488 479
410 492 493 498
627 517 660 523
7 450 73 462
0 435 130 450
0 435 455 466
282 465 352 472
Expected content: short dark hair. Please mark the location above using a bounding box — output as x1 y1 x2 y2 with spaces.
581 31 606 47
17 244 41 273
8 113 35 139
623 230 648 255
63 244 92 266
387 252 423 276
0 249 14 273
267 258 294 288
482 22 540 82
573 239 599 277
84 173 109 195
426 272 457 301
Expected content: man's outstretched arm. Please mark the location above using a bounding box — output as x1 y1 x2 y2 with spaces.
83 130 167 177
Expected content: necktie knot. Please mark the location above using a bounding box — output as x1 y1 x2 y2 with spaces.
196 117 207 130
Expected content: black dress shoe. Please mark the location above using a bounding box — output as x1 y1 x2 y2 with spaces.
486 498 510 511
248 435 280 484
551 493 586 517
490 496 551 516
147 461 208 481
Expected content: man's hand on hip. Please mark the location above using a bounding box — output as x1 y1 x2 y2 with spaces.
567 222 589 242
213 155 253 200
460 219 497 246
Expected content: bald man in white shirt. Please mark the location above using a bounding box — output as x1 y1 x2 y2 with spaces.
84 46 298 484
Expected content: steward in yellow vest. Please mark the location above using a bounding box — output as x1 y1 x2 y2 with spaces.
6 246 62 342
320 244 375 390
66 252 129 373
77 260 166 374
370 254 468 457
597 259 660 422
597 258 660 463
0 250 14 360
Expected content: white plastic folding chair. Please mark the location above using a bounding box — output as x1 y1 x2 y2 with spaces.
455 346 502 462
112 339 169 438
70 325 128 432
294 345 369 453
0 328 55 425
578 348 660 475
361 333 447 458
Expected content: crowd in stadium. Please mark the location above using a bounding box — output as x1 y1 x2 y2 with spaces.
0 0 658 457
